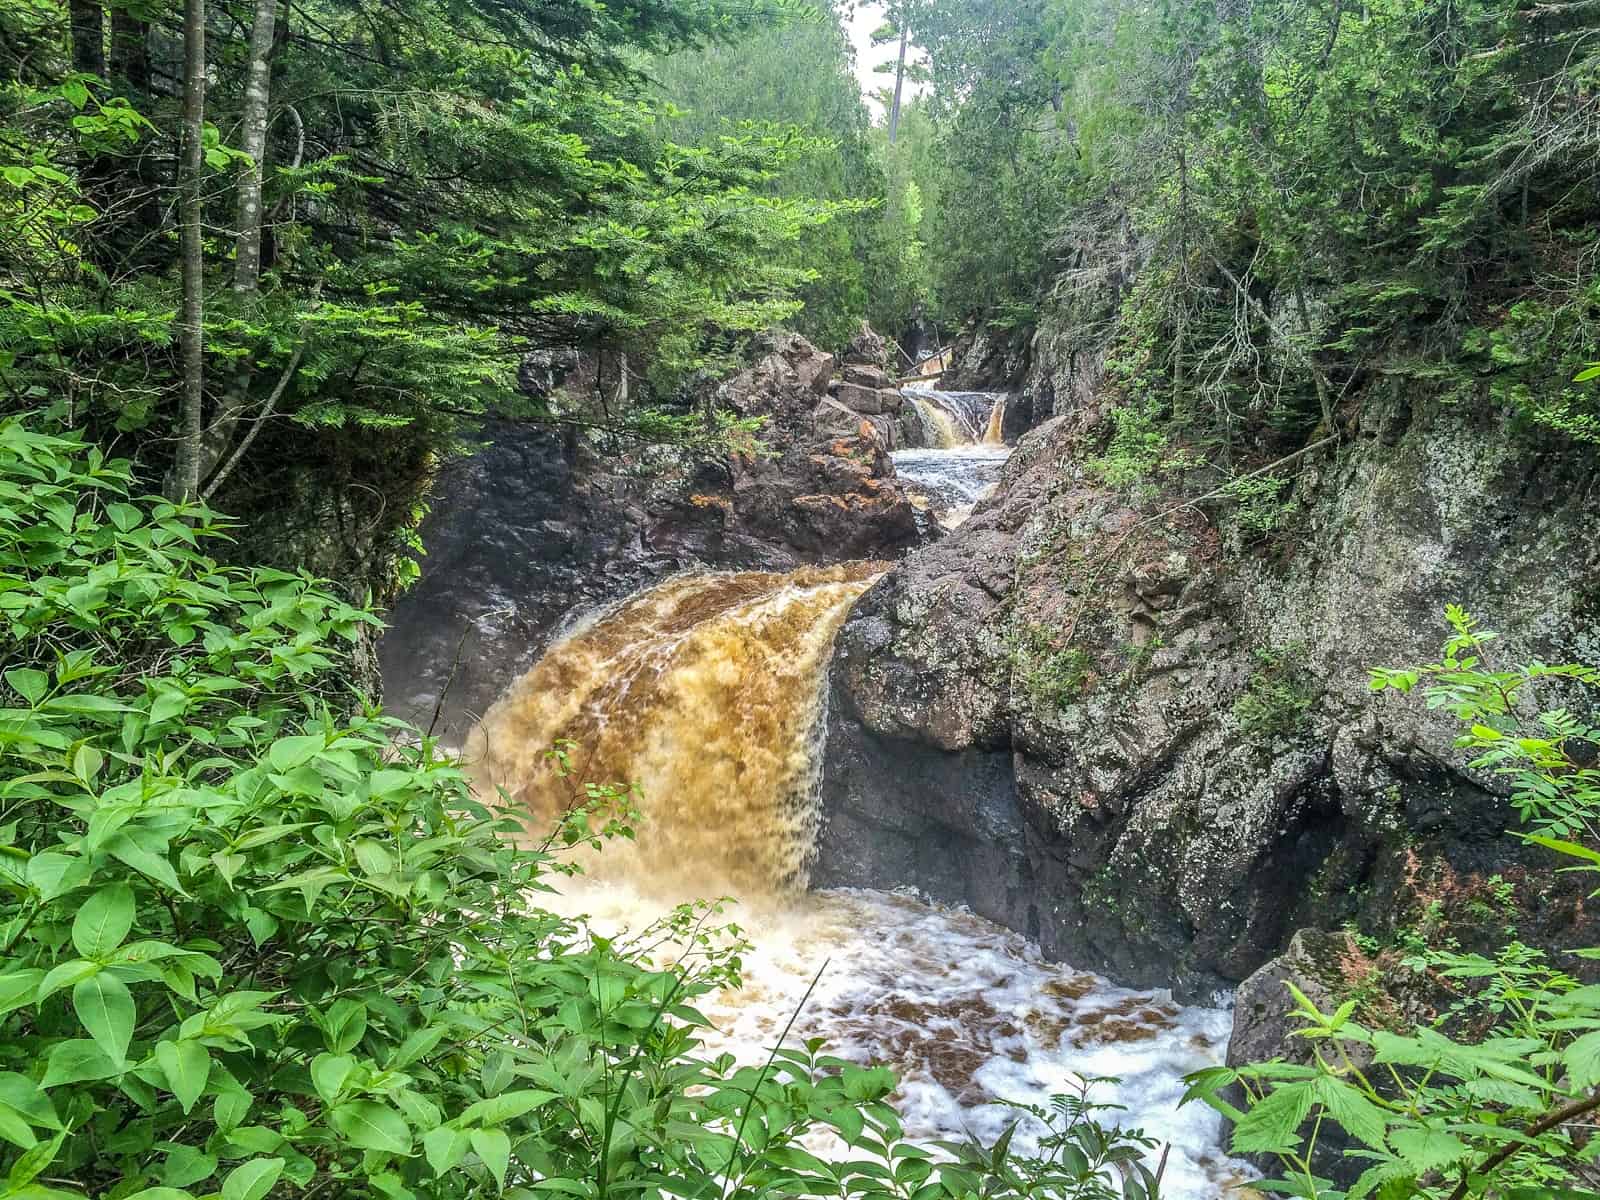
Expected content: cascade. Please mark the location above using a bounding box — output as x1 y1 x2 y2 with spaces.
894 387 1013 529
903 386 1004 447
469 563 882 899
983 397 1007 444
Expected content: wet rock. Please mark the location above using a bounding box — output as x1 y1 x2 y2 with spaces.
1225 929 1375 1183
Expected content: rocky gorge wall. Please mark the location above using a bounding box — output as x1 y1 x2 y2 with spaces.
814 380 1600 1004
379 331 928 740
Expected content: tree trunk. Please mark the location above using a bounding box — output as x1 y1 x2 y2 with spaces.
190 0 283 491
888 25 908 144
69 0 105 77
1173 143 1190 424
233 0 279 295
171 0 207 502
1294 282 1334 431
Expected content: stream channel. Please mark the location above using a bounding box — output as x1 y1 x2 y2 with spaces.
457 389 1250 1196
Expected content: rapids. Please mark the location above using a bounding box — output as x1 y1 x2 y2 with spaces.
468 562 1249 1196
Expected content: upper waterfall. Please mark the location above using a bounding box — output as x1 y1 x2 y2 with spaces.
903 385 1008 449
894 386 1014 529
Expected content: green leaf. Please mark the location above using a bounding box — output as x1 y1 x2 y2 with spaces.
1564 1029 1600 1089
1232 1080 1315 1155
214 1088 252 1133
159 1145 217 1188
4 669 47 706
40 1040 118 1088
0 971 43 1016
72 973 134 1066
70 744 102 783
27 852 88 902
1313 1076 1389 1151
71 882 135 959
1526 835 1600 865
268 735 324 772
156 1039 210 1114
470 1128 510 1191
353 840 394 877
324 998 367 1053
459 1089 558 1127
0 1073 62 1147
221 1158 283 1200
106 833 188 896
7 1131 64 1190
330 1101 411 1154
310 1053 356 1104
1389 1126 1469 1173
423 1126 470 1175
37 959 99 1002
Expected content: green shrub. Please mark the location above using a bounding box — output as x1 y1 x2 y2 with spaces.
1188 608 1600 1199
1232 649 1320 740
1008 623 1094 712
0 421 1162 1199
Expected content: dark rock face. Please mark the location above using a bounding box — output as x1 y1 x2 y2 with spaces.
379 333 924 740
816 389 1600 1000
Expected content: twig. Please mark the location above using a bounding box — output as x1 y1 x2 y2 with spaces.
200 343 305 500
1211 255 1341 438
1445 1089 1600 1200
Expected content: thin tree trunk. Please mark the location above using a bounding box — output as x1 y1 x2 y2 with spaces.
233 0 279 295
171 0 207 502
888 25 908 144
192 0 282 491
1294 281 1334 431
1173 142 1190 423
69 0 105 77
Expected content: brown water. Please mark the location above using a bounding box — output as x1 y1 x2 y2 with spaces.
983 397 1007 444
469 563 883 897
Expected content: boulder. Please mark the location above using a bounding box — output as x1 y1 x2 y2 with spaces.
844 363 893 390
817 385 1600 1000
815 399 896 450
837 383 905 417
836 382 885 414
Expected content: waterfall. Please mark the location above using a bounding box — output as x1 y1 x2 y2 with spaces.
892 387 1013 529
983 397 1007 445
909 395 962 449
468 563 882 899
904 386 1008 449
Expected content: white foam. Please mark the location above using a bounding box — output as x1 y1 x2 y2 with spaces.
544 883 1255 1197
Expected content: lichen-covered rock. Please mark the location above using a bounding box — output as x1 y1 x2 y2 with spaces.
380 332 924 741
843 322 894 369
817 385 1600 999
